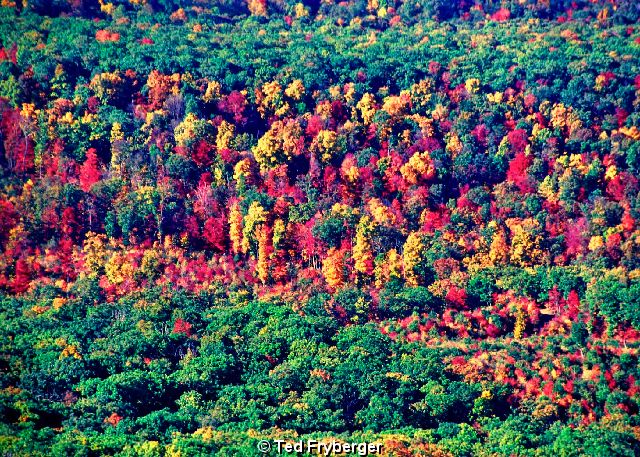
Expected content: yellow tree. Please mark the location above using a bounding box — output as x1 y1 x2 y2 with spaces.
506 218 548 267
374 249 403 288
356 93 377 124
253 119 302 170
353 216 374 278
216 120 234 150
311 129 340 163
256 225 272 284
403 232 424 286
488 229 509 265
400 151 436 185
242 201 267 255
322 248 345 290
82 232 108 276
229 202 243 255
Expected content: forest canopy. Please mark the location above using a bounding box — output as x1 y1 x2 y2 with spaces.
1 0 640 455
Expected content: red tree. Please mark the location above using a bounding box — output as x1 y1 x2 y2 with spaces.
12 257 31 294
79 148 101 192
203 215 227 252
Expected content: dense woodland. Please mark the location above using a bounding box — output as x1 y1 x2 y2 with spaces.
1 0 640 455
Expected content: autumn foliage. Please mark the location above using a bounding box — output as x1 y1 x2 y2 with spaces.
1 0 640 454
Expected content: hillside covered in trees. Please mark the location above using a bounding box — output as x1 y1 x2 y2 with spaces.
1 0 640 455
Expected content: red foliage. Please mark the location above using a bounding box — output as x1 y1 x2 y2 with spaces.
471 124 488 145
218 91 247 124
96 30 120 42
0 200 17 244
306 115 324 137
203 216 227 252
621 210 635 232
506 152 534 193
12 257 31 294
507 129 528 154
606 175 625 201
0 44 17 64
491 8 511 22
61 207 78 238
172 318 193 337
105 412 123 426
79 148 101 192
484 324 499 338
192 140 214 166
445 285 467 308
1 108 34 173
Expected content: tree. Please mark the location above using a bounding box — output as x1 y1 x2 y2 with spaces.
353 216 374 278
403 232 425 286
229 201 244 255
322 248 346 290
79 148 102 192
203 215 227 252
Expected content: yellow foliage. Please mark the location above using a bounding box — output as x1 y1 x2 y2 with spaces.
229 202 243 255
409 114 435 138
341 157 360 183
256 80 284 118
174 113 210 147
344 83 356 104
487 91 503 103
285 79 305 101
233 158 252 187
480 389 493 400
110 122 125 143
506 218 547 267
619 126 640 141
216 120 234 151
203 80 221 103
410 79 433 108
353 216 374 277
368 198 396 226
331 203 359 219
105 251 135 285
60 344 82 360
311 129 339 163
247 0 267 16
294 3 309 18
403 232 424 286
322 248 345 290
382 92 411 117
514 308 526 339
465 78 480 94
538 175 558 202
446 132 463 157
374 248 403 288
99 0 115 16
253 119 302 170
242 202 267 254
605 165 617 181
140 248 161 279
83 232 108 275
356 93 377 124
489 230 509 265
550 103 582 134
400 151 435 185
273 219 286 249
90 71 124 103
256 225 270 284
588 235 604 251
